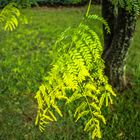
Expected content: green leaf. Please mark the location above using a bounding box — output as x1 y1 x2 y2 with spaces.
52 104 63 117
74 101 87 118
92 129 97 139
75 110 89 122
35 114 39 126
66 92 83 104
90 102 100 112
56 95 68 101
84 118 94 131
43 115 54 122
106 94 109 106
93 112 106 124
96 124 102 138
48 110 57 121
99 93 106 108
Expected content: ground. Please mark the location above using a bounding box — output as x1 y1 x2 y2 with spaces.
0 5 140 140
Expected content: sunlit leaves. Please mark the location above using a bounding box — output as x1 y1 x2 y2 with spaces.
35 15 116 139
0 3 28 31
86 14 110 33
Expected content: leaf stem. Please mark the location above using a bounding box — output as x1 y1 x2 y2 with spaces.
86 0 92 17
79 84 94 118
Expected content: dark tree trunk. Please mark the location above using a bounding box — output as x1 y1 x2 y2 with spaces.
93 0 101 4
102 0 115 51
102 2 137 90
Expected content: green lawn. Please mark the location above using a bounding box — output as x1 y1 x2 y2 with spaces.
0 5 140 139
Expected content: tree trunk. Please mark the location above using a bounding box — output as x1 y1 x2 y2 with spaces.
102 0 115 51
93 0 101 4
102 2 137 90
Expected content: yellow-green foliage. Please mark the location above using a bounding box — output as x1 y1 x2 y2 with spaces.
0 3 28 31
35 15 116 139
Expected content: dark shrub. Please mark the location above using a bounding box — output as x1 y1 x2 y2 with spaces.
0 0 87 8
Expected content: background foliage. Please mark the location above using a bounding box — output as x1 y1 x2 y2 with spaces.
36 0 87 5
0 0 87 8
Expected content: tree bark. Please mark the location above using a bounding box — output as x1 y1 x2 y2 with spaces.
93 0 101 4
102 0 115 52
102 2 137 90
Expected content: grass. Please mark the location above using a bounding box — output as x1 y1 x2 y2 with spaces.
0 5 140 140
